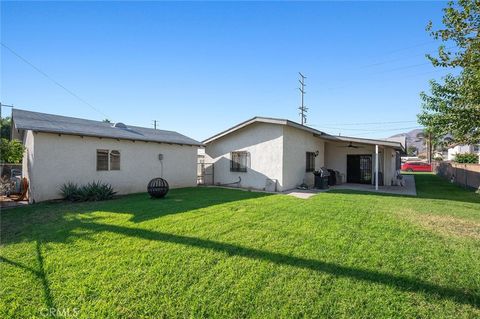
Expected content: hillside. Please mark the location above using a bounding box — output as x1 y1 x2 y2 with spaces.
390 129 425 154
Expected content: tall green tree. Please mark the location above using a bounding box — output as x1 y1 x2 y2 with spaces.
0 117 11 139
418 0 480 144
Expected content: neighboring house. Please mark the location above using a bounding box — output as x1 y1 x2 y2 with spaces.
447 144 480 161
203 117 404 192
11 109 202 202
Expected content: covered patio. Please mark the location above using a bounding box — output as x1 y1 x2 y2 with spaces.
321 135 404 190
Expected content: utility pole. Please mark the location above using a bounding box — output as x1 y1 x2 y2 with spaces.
153 120 158 130
298 72 307 125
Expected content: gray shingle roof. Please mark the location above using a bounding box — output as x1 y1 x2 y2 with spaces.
12 109 202 146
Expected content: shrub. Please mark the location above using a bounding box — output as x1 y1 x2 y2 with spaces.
60 182 80 201
0 138 25 163
60 181 116 202
454 153 479 164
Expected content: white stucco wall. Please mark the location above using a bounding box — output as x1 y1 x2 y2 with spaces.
22 130 35 202
383 148 398 186
27 132 198 202
282 126 325 190
447 145 476 161
205 122 284 191
205 122 400 192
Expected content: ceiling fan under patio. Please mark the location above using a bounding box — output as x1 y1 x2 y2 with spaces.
337 142 362 149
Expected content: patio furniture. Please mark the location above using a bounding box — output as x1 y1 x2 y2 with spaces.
313 168 330 189
147 178 169 198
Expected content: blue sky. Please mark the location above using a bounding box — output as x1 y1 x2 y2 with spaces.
1 1 450 141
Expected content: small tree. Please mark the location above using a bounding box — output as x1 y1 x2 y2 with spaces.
0 138 25 163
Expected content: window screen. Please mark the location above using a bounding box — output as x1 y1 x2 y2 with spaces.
97 149 109 171
231 151 248 172
306 152 315 172
110 150 120 170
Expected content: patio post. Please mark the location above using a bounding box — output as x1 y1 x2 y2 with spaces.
375 144 379 191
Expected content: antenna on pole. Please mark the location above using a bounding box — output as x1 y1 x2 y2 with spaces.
298 72 307 125
153 120 158 130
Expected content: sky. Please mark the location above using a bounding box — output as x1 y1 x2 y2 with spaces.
1 1 451 141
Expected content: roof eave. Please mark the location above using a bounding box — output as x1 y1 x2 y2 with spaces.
28 129 203 147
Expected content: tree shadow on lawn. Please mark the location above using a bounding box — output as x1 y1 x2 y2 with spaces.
0 187 273 245
0 241 55 311
124 187 273 223
2 209 479 310
328 174 480 204
66 220 477 308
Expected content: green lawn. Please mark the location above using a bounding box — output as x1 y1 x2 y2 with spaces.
1 174 479 318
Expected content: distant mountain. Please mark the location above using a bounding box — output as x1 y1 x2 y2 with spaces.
390 129 425 154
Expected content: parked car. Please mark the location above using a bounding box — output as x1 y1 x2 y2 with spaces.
401 161 432 172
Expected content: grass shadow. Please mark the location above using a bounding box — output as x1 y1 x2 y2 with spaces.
0 187 272 245
75 220 479 308
1 241 55 311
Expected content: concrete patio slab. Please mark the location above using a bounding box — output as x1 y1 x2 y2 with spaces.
332 175 417 196
285 175 416 199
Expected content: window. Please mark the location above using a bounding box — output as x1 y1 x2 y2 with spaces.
96 149 109 171
231 151 248 172
110 150 120 170
306 152 315 172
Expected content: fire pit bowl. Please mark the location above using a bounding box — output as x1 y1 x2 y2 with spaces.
147 178 169 198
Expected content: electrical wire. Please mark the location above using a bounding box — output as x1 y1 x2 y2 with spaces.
311 120 417 126
1 42 110 119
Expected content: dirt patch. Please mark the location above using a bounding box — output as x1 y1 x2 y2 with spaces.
410 214 480 240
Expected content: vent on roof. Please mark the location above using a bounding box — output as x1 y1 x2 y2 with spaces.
113 122 127 129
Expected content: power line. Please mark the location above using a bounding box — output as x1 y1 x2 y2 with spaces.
1 42 110 119
313 120 418 126
318 125 423 132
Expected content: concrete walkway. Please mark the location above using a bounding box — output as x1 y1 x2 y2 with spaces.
285 175 417 199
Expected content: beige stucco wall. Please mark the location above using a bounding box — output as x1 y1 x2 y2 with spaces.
205 122 284 191
282 126 325 189
27 132 198 202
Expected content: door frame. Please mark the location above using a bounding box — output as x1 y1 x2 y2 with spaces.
346 154 373 184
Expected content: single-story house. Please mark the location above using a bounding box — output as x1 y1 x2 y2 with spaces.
203 117 405 192
11 109 202 202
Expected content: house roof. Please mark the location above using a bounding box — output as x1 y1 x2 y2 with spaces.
203 116 404 151
203 116 327 143
12 109 203 146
